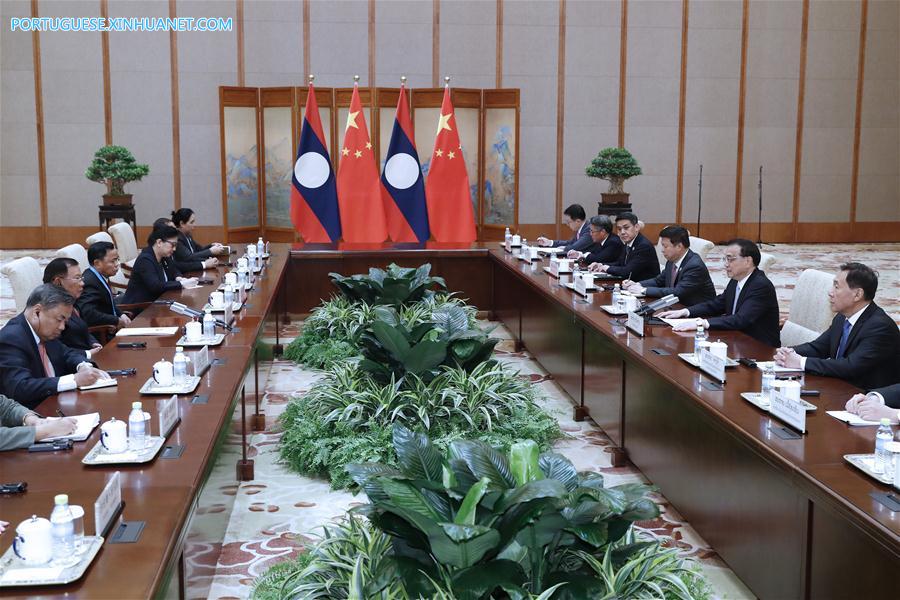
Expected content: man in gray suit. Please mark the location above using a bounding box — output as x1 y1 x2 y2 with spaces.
0 394 77 451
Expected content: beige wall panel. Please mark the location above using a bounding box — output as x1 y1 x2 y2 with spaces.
440 0 496 89
742 126 798 223
1 177 42 226
860 79 899 128
1 1 33 70
626 127 678 222
309 0 368 87
749 0 803 31
244 0 304 86
857 176 900 221
376 0 431 87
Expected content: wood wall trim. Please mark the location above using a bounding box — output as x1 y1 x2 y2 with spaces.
495 0 503 87
236 0 245 86
169 0 182 210
675 0 689 225
30 0 47 247
303 0 310 79
432 0 440 87
733 0 749 226
617 0 628 148
368 0 376 85
791 0 811 242
849 0 868 225
555 0 566 241
100 0 112 145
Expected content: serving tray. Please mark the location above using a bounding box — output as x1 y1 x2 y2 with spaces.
82 436 165 465
0 536 103 587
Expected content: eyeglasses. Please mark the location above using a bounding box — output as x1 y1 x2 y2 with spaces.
63 275 83 282
723 255 744 263
163 240 178 247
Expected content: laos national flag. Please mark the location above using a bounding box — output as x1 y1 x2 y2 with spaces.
381 84 429 243
290 84 341 242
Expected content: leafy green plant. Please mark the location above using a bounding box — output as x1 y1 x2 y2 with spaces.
346 426 663 599
330 263 447 306
585 147 642 195
85 145 150 196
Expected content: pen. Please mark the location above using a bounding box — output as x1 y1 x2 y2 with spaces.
56 408 66 417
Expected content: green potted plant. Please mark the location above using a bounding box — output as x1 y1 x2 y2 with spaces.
585 147 642 205
85 145 150 206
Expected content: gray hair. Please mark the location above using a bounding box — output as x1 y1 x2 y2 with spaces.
25 283 76 309
589 215 613 234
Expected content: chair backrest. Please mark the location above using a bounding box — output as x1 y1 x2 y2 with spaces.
55 244 90 271
0 257 43 312
86 231 114 246
783 268 835 337
108 222 139 264
758 251 777 272
654 233 716 267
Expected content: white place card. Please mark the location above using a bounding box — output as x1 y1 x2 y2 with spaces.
770 387 806 433
699 350 726 383
157 394 180 438
626 311 645 337
193 345 211 377
574 276 588 296
94 471 122 537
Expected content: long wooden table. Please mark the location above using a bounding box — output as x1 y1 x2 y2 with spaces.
0 247 289 599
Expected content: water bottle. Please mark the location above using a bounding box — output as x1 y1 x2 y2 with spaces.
238 269 248 289
223 282 235 305
694 323 708 357
874 419 894 473
504 227 512 243
612 284 621 308
761 363 776 400
50 494 75 564
203 308 216 339
257 237 265 257
128 401 145 449
173 346 189 384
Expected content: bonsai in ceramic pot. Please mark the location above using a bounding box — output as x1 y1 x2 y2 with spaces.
586 147 642 205
85 145 150 206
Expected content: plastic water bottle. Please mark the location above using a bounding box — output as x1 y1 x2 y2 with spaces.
612 284 621 307
761 363 776 400
257 237 265 257
128 401 145 449
504 227 512 243
203 308 216 339
694 323 708 357
223 282 235 305
50 494 75 564
173 346 189 384
874 419 894 473
238 269 248 289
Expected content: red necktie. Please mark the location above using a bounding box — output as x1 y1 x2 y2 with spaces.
38 342 55 377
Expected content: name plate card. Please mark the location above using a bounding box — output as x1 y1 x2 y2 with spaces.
770 387 806 433
193 345 211 377
549 260 560 276
626 311 645 337
157 394 180 438
699 349 726 384
94 471 122 537
573 276 588 296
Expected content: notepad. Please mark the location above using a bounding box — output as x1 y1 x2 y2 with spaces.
42 412 100 442
116 327 179 337
827 410 881 426
79 377 118 391
754 361 804 375
660 318 697 328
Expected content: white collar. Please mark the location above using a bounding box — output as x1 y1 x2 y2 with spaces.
625 238 635 249
845 303 870 327
576 221 586 237
672 251 689 270
734 270 753 290
24 315 41 346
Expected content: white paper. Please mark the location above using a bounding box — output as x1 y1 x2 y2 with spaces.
116 327 179 337
78 377 117 391
661 318 698 328
755 360 804 374
827 410 882 426
0 566 64 584
41 413 100 442
538 247 567 255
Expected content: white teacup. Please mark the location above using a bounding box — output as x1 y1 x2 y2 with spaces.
579 272 594 287
153 359 174 387
625 295 641 312
511 234 521 245
185 321 202 342
14 516 54 565
529 246 539 260
224 272 238 287
773 379 801 401
100 417 128 454
709 340 728 359
246 243 257 256
209 291 225 309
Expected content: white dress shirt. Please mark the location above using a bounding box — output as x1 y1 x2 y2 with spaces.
25 319 91 392
800 303 870 371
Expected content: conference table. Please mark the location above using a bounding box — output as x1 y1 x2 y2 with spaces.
1 241 897 599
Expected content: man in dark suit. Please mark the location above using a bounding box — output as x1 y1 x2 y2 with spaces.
623 225 716 307
567 215 623 266
659 238 781 347
79 241 131 329
845 383 900 423
536 204 592 254
43 258 101 356
774 262 900 390
171 208 227 273
121 225 198 305
0 284 110 409
587 212 660 282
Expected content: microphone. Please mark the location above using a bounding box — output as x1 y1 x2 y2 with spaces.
635 294 680 316
169 302 233 331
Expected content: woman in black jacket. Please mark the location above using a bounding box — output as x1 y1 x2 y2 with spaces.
171 208 228 273
121 226 198 304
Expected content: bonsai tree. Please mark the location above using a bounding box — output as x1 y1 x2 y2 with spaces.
585 147 642 194
85 145 150 197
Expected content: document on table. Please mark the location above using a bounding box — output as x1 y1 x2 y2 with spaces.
42 412 100 442
538 247 567 255
79 377 117 391
754 361 804 375
827 411 881 426
116 327 180 337
661 318 697 328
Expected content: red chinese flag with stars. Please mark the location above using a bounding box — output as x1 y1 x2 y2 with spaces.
424 86 477 242
335 84 388 243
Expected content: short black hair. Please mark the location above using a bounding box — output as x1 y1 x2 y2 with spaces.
153 217 174 230
148 225 180 247
42 257 78 284
588 215 612 234
26 283 76 309
840 262 878 301
615 212 638 225
88 241 116 266
563 204 586 222
171 208 194 227
725 238 761 266
659 225 690 249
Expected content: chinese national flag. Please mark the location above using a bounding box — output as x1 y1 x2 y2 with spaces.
424 86 477 242
335 84 388 242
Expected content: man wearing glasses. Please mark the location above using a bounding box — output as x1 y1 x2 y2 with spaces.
79 241 131 329
43 258 101 357
658 238 781 347
536 204 592 254
121 225 198 305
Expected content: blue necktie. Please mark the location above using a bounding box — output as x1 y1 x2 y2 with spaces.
731 283 742 315
91 267 117 317
835 319 852 358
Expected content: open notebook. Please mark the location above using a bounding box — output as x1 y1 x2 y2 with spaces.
116 327 180 337
42 412 100 442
